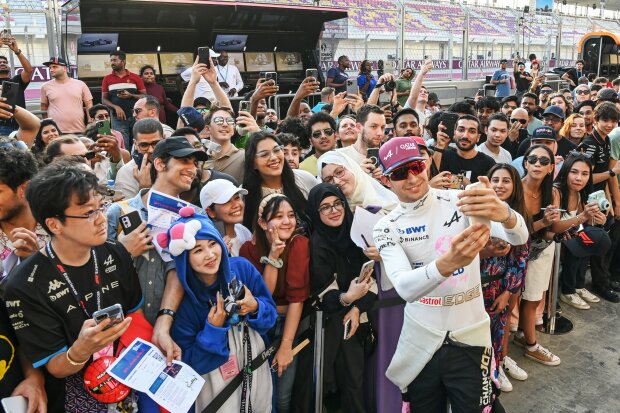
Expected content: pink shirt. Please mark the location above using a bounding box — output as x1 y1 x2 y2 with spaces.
40 78 93 133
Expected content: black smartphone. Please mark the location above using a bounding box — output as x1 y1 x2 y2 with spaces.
132 152 145 170
239 100 251 113
305 68 318 80
197 47 211 69
119 210 142 235
265 72 277 84
92 303 124 330
1 81 19 112
96 119 111 136
477 88 484 96
259 71 266 79
367 148 380 169
440 112 459 140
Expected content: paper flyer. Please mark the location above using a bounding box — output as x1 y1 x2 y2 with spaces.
350 206 382 249
147 190 192 262
107 338 204 413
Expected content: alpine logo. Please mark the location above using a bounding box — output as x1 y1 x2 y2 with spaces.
47 279 65 294
578 232 593 245
383 149 393 161
444 211 462 227
104 254 114 266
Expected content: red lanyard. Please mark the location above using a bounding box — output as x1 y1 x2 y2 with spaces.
46 242 101 319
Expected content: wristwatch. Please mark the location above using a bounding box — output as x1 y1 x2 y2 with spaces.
609 169 616 177
14 49 21 56
156 308 176 319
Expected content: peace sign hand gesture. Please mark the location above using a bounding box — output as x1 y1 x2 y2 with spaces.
267 225 286 260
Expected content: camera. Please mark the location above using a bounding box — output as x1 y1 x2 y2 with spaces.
202 139 222 156
223 277 246 325
587 190 610 214
383 80 396 92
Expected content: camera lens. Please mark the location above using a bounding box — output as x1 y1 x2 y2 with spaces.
384 80 396 92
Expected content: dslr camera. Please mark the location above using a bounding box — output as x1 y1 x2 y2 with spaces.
223 277 246 325
587 190 610 214
383 80 396 92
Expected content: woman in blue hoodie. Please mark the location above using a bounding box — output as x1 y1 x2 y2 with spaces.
167 207 277 412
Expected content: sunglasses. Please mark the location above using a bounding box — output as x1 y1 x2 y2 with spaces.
311 128 335 139
196 108 209 114
540 89 553 94
510 118 527 125
212 116 235 126
387 161 426 181
526 155 551 166
575 90 590 95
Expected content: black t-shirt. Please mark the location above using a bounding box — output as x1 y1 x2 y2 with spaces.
327 67 349 93
439 148 496 183
517 136 577 159
0 302 23 402
579 130 610 192
564 68 585 90
3 241 143 412
514 70 532 91
502 128 529 159
0 74 29 129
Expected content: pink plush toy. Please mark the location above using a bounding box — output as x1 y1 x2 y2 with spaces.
155 207 201 256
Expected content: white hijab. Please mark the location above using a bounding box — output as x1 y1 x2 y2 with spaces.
317 150 399 214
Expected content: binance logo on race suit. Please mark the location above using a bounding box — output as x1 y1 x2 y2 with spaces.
47 279 65 294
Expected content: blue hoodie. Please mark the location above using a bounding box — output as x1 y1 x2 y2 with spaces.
169 213 277 375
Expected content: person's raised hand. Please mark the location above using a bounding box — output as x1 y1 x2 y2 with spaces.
456 176 511 223
236 111 261 134
267 225 286 260
343 306 360 339
332 92 348 115
71 317 133 362
236 286 259 316
421 58 433 75
346 92 364 113
429 171 452 189
295 76 320 100
252 79 278 101
95 135 121 163
438 223 490 275
541 205 561 227
436 122 452 148
344 277 371 303
507 120 521 142
133 154 153 189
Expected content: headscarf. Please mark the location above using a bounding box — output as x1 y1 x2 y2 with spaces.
317 150 399 214
307 183 357 254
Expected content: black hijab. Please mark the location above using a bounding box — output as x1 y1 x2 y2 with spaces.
307 183 357 253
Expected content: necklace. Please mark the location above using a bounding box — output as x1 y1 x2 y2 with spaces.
525 190 540 199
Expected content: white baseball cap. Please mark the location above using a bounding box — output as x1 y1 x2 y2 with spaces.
200 179 248 209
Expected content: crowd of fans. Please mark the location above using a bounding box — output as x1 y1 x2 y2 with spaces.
1 43 620 413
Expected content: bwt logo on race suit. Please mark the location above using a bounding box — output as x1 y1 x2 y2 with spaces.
397 225 426 235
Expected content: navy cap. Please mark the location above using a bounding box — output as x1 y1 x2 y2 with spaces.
543 105 565 120
177 106 206 132
531 126 557 141
153 136 208 161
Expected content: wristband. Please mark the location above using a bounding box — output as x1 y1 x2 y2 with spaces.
260 256 283 268
609 169 616 178
66 346 88 366
500 204 513 225
157 308 176 319
339 293 351 307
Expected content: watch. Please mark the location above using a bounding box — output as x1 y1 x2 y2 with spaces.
14 49 21 56
609 170 616 177
156 308 176 319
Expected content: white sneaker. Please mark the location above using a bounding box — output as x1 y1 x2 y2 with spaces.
503 356 528 381
576 288 600 303
560 293 590 310
498 366 513 392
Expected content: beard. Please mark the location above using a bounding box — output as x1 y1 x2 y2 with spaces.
456 138 476 152
0 202 24 223
361 130 381 148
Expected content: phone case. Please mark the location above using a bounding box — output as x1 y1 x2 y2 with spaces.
92 303 124 329
119 210 142 235
1 81 19 111
197 47 211 69
96 120 111 136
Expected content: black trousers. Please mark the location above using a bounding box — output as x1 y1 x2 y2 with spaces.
404 338 497 413
590 221 620 289
561 248 589 294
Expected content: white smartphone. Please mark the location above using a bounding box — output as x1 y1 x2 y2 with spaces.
1 396 27 413
358 260 375 283
343 318 352 340
464 182 491 229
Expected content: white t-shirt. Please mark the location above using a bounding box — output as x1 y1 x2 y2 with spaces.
230 224 252 257
180 64 243 100
477 142 513 163
336 145 366 165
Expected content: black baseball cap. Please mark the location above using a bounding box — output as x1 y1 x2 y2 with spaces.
564 226 611 258
43 57 68 67
531 126 557 141
153 137 208 161
500 59 508 64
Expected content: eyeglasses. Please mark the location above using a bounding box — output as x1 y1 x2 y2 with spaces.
322 166 346 184
575 90 589 95
132 108 143 115
526 155 551 166
196 108 209 114
95 114 110 120
136 140 162 150
510 118 527 125
212 116 235 126
255 145 283 159
318 199 345 215
311 128 335 139
543 116 562 124
540 89 553 94
387 161 426 181
579 110 593 116
63 202 111 223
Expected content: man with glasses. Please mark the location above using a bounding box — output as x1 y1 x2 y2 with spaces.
204 107 246 183
578 102 620 302
40 57 93 134
373 137 528 413
436 115 496 184
4 163 143 412
576 100 596 135
101 51 147 148
521 93 544 135
561 59 586 90
538 84 554 111
115 118 164 198
133 95 174 138
503 107 530 158
301 112 337 176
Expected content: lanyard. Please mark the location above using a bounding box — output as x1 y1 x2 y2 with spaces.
46 243 102 319
217 65 229 84
239 323 253 413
